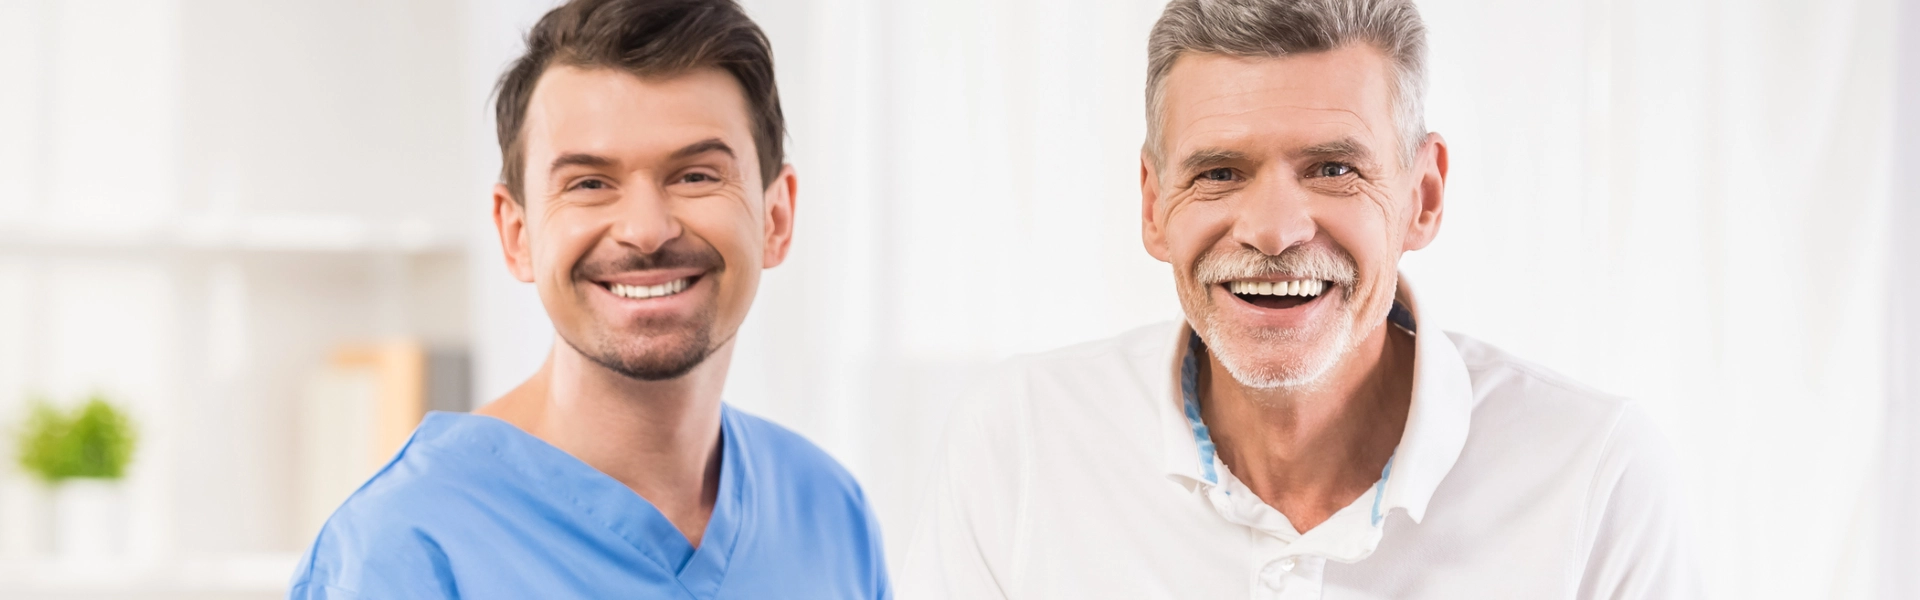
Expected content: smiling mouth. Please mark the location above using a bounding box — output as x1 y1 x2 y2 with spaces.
602 275 698 300
1225 279 1329 310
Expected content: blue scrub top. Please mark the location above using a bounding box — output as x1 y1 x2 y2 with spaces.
290 406 891 599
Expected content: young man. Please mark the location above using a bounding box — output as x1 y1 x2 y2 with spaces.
290 1 890 598
902 0 1696 598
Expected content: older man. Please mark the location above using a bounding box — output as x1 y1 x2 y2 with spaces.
901 0 1694 598
290 1 889 598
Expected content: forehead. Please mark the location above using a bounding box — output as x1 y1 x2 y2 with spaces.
1161 45 1397 159
522 66 757 167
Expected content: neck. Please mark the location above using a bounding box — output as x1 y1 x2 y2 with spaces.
1200 319 1414 533
477 336 732 547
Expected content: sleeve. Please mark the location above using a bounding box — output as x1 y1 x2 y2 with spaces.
897 363 1032 600
288 582 364 600
1575 405 1703 600
859 484 895 600
289 512 461 600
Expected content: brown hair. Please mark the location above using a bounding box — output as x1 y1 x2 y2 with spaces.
493 0 786 204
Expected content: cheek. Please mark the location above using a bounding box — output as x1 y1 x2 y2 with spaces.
688 199 764 265
1320 194 1401 273
532 210 601 287
1362 185 1418 239
686 202 767 327
1166 200 1233 275
676 198 766 312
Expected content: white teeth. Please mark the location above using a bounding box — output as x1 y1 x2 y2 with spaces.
609 277 690 300
1226 279 1327 298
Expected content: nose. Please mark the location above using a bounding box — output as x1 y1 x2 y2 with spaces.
1228 173 1317 256
610 184 683 254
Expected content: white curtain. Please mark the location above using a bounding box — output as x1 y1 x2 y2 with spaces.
1882 0 1919 596
465 0 1900 597
1413 0 1894 598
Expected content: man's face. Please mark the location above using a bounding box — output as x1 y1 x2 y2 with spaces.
494 66 795 381
1142 46 1444 390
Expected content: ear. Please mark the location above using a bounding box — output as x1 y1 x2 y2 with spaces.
1402 132 1448 252
760 164 798 269
1141 152 1172 263
493 183 537 283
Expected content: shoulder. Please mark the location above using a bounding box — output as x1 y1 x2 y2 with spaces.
1442 332 1687 527
1001 321 1182 379
932 321 1182 454
1449 332 1629 417
958 321 1182 416
290 424 488 595
726 407 869 503
1447 332 1650 450
926 322 1182 494
724 406 888 569
326 430 497 530
292 474 464 597
1442 332 1684 503
293 510 458 597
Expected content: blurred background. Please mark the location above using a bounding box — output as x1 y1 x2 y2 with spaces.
0 0 1914 598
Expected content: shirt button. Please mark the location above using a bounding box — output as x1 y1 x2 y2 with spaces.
1260 558 1296 590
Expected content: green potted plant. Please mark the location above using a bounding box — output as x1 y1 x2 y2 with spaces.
17 393 138 557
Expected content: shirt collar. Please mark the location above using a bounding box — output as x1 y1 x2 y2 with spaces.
1156 275 1474 525
415 407 751 581
1158 323 1214 489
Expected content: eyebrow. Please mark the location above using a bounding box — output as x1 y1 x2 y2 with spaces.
1296 137 1375 164
1180 148 1249 172
546 139 736 174
550 152 616 173
668 138 734 161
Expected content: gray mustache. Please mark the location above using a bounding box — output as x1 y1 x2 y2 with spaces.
1194 245 1358 286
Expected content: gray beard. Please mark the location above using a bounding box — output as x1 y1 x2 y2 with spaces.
1201 303 1370 391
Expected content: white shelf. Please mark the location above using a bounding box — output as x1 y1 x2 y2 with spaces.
0 214 467 255
0 553 298 597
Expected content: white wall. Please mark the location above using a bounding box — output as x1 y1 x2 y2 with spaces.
0 2 473 590
462 0 565 412
1415 0 1894 597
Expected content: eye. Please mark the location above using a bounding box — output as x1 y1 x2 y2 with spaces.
569 178 610 191
1313 162 1355 178
1196 168 1237 183
680 172 716 184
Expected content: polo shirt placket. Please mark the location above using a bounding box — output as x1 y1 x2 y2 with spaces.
1173 304 1424 600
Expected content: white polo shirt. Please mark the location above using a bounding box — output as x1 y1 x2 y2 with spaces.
900 287 1697 599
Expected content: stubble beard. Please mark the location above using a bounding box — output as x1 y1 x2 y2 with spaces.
564 306 721 382
560 238 729 382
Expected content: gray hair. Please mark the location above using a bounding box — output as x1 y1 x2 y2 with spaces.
1145 0 1429 168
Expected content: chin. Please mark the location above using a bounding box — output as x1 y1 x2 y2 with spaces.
1216 339 1348 390
567 317 720 382
595 334 715 381
1202 318 1356 391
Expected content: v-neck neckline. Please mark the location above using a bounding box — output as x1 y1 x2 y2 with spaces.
420 406 751 597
